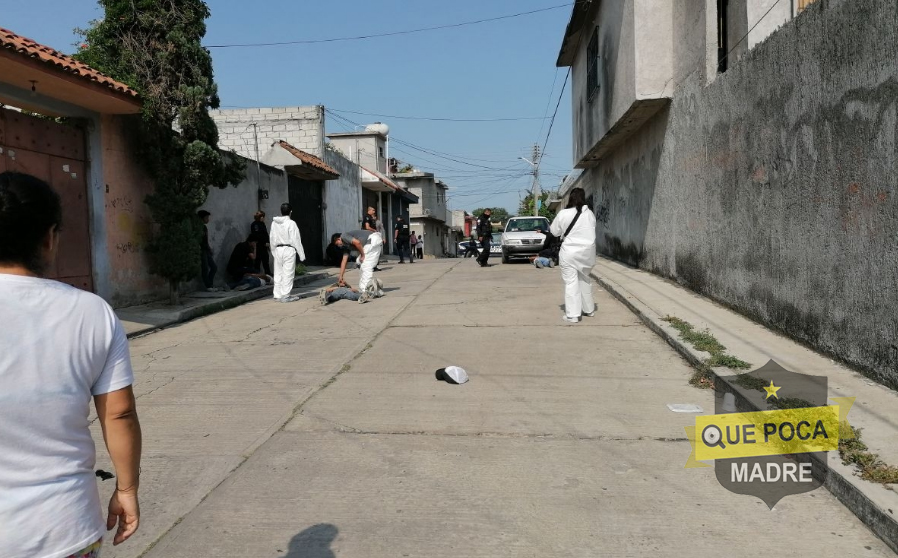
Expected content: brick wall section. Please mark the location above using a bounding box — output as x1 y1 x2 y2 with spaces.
210 106 325 159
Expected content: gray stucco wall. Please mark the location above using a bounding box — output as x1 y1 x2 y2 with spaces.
583 0 898 387
323 149 362 242
571 0 635 164
196 159 288 288
210 106 325 159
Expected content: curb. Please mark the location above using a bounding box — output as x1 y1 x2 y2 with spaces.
591 268 898 554
126 271 332 339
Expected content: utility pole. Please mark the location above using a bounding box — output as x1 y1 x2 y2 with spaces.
531 144 541 217
252 123 262 211
520 144 541 217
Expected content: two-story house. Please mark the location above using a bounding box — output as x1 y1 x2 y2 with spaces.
392 171 450 258
555 0 898 386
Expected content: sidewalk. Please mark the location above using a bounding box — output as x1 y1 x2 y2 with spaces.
116 266 337 337
592 256 898 552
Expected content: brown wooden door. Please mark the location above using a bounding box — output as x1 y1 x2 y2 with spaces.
1 109 92 291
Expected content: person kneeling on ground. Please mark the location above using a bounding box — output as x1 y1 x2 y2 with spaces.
529 230 560 269
334 228 383 301
226 238 271 290
318 278 384 305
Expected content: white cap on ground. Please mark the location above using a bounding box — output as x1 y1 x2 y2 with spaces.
436 366 469 385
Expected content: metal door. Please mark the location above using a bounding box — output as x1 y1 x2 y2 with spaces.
287 175 324 265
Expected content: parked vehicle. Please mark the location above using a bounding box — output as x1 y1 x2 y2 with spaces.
458 233 503 260
501 217 550 263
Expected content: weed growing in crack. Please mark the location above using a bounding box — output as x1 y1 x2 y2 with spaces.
664 316 751 389
839 423 898 485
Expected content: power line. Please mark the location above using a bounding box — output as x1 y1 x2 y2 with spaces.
535 67 570 177
206 3 573 48
328 108 547 122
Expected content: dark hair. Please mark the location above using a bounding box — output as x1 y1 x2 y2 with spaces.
566 187 587 209
197 210 210 218
330 232 341 243
0 172 62 274
483 208 491 213
254 210 265 220
280 203 292 216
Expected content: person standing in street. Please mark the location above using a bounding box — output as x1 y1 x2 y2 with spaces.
197 209 216 290
334 228 383 300
549 187 597 323
0 172 143 557
476 208 493 267
269 203 306 302
394 215 412 264
416 233 424 260
249 211 271 276
409 230 418 262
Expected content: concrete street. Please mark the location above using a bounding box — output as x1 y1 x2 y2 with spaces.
94 259 893 557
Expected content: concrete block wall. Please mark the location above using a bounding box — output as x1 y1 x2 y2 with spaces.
323 149 362 243
583 0 898 388
211 106 325 159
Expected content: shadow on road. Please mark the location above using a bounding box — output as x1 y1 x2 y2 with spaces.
283 523 338 558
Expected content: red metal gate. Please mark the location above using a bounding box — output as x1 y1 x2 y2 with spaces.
0 108 93 291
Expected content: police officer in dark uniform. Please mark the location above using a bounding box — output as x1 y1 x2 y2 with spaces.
476 208 493 267
394 215 413 264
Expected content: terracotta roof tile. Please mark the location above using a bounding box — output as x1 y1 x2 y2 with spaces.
0 27 139 98
278 140 339 178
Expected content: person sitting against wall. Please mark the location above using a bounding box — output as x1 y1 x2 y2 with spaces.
226 237 271 291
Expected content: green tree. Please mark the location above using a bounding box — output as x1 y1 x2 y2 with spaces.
518 191 556 222
472 207 511 223
76 0 243 304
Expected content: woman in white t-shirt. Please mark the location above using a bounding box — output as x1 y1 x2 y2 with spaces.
549 187 598 323
0 172 142 558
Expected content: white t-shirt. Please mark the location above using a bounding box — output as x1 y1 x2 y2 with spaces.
0 274 135 558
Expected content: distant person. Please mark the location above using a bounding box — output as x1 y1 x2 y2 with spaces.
476 208 493 267
394 215 412 263
463 235 480 259
415 233 423 259
550 187 597 323
249 211 271 276
334 228 383 300
409 230 419 262
269 203 306 302
0 172 143 557
197 209 216 290
362 206 377 233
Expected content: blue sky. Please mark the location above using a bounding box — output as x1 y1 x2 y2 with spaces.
4 1 574 214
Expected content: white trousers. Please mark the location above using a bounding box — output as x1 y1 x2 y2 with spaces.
359 233 383 292
273 246 296 299
560 260 595 318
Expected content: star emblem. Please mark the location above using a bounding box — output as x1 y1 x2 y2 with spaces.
763 380 781 400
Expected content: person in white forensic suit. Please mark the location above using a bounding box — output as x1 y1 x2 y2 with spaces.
334 228 383 301
549 187 597 323
269 202 306 301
